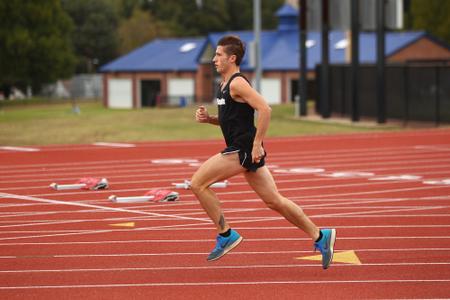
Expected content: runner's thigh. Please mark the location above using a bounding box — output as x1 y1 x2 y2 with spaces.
244 166 279 200
191 153 245 188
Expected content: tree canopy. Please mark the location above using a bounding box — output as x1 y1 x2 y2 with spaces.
117 8 171 55
408 0 450 44
62 0 119 73
0 0 75 93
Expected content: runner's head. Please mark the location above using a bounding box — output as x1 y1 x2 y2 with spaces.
216 35 245 66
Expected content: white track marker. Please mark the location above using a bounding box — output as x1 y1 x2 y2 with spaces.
109 195 154 203
0 146 40 152
320 171 374 178
50 183 86 190
369 175 422 181
172 180 228 189
423 179 450 185
92 142 135 148
273 167 324 174
151 159 199 165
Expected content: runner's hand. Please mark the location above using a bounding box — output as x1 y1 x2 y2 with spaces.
196 106 209 123
252 143 265 163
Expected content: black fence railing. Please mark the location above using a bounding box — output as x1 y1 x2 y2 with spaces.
316 63 450 125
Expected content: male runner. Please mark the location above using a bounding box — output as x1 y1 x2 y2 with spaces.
191 35 336 269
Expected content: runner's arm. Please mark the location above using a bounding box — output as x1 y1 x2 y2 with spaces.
230 78 272 161
196 106 220 126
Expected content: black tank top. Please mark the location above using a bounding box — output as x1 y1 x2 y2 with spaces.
217 73 256 151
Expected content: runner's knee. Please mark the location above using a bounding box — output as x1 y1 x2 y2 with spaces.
262 194 284 211
190 177 208 195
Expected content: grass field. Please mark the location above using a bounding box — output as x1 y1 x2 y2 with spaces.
0 100 403 146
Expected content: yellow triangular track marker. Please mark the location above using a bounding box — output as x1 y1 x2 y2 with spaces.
295 250 362 265
109 222 135 228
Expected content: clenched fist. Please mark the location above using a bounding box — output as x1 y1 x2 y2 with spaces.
195 106 210 123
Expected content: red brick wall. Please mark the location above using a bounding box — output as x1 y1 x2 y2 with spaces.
196 64 214 103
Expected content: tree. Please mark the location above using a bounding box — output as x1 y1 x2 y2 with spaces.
62 0 120 73
0 0 75 96
226 0 284 31
144 0 284 37
408 0 450 44
118 8 172 55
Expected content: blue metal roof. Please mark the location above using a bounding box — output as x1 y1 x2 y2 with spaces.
101 30 426 73
208 30 426 71
100 37 207 72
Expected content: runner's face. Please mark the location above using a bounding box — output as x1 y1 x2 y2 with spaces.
213 46 235 74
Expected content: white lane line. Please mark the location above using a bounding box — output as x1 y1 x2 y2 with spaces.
2 247 450 260
3 167 450 192
313 206 446 218
0 146 40 152
0 192 448 242
2 193 448 214
0 157 450 183
0 227 449 245
2 144 450 177
1 237 450 247
414 145 450 151
0 192 210 224
92 142 135 148
2 148 445 174
1 200 449 241
0 279 449 290
0 202 444 230
0 130 442 157
5 175 448 201
0 198 447 232
2 262 450 274
1 164 448 190
0 137 450 169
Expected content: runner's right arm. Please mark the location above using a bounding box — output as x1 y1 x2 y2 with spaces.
196 106 219 126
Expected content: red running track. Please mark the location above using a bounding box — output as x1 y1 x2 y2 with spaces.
1 129 450 299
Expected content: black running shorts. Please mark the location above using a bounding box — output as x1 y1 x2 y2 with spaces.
221 146 266 172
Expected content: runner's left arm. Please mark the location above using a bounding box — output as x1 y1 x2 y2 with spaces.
230 78 272 162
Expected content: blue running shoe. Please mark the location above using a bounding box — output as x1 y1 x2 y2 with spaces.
207 229 243 261
314 229 336 269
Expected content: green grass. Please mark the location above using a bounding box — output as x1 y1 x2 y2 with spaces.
0 100 402 146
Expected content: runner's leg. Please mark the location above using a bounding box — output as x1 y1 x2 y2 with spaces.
244 166 320 241
191 153 245 233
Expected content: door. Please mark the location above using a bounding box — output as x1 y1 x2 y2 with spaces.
141 80 161 107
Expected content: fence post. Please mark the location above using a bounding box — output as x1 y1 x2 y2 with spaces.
436 66 440 127
403 65 409 126
376 0 386 124
298 0 308 116
350 0 360 122
320 0 330 119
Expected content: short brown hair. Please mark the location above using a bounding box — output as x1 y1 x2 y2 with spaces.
217 35 245 66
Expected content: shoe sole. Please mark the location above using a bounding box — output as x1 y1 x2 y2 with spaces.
324 229 336 269
207 236 243 262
